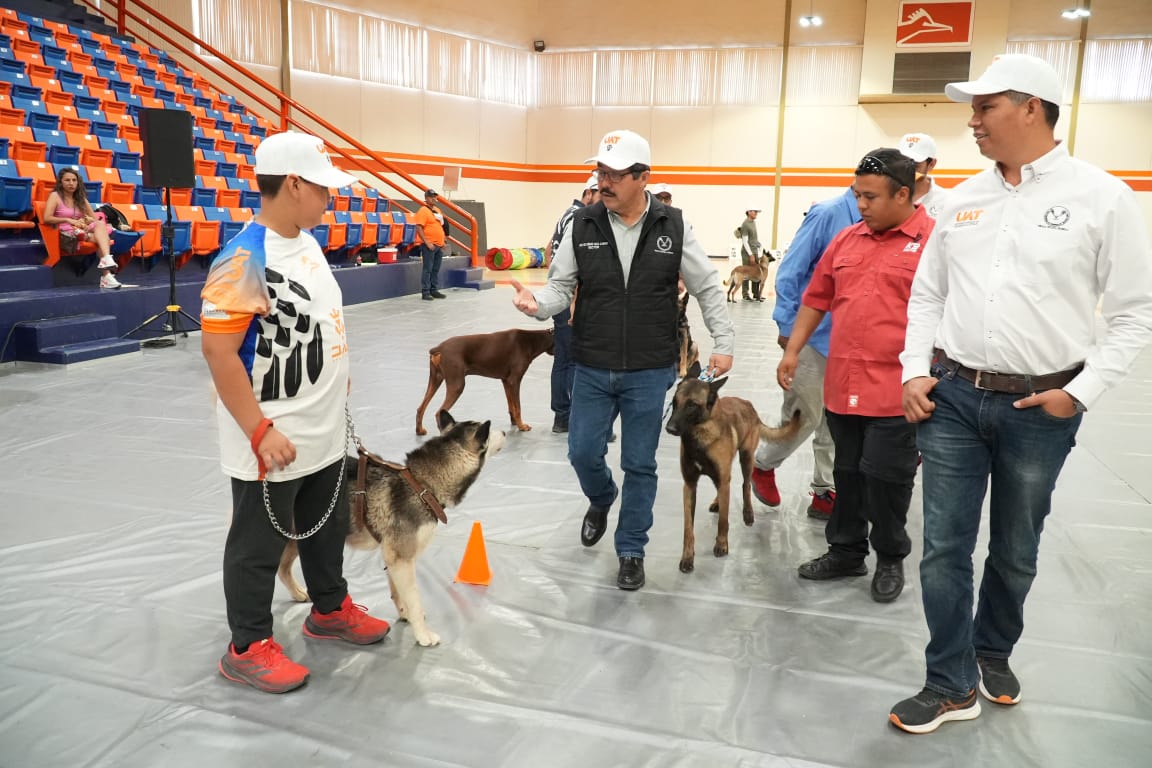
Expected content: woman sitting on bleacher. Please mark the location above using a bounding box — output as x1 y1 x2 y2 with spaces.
43 168 121 290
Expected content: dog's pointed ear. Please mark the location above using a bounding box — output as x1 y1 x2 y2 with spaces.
476 420 491 447
437 410 456 432
709 376 728 394
687 360 702 380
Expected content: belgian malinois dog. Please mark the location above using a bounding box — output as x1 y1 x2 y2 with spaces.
415 328 554 435
723 251 776 302
676 290 699 379
279 410 505 646
665 361 801 573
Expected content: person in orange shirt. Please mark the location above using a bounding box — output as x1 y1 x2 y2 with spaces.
413 189 448 300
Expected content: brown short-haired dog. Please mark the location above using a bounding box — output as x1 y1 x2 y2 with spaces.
676 289 699 379
415 328 554 435
722 251 776 302
665 361 801 573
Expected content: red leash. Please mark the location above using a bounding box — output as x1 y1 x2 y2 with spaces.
250 418 274 480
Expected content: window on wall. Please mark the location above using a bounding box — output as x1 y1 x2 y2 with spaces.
653 49 715 107
595 50 655 107
788 46 862 106
480 42 533 107
715 48 782 106
292 1 358 79
427 31 476 97
195 0 280 67
1082 38 1152 102
361 16 424 89
536 52 594 107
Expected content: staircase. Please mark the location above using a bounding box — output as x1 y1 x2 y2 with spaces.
448 267 495 291
8 313 140 364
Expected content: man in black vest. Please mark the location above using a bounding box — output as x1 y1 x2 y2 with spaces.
512 129 735 590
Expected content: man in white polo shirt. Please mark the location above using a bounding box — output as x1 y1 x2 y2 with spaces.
898 132 950 219
890 54 1152 734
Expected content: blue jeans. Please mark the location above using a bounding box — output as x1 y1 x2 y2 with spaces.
918 362 1081 698
551 309 574 420
568 363 677 558
420 244 445 293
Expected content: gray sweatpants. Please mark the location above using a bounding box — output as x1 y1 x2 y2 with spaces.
754 344 835 494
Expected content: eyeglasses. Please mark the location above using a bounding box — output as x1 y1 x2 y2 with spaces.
855 155 909 187
593 167 636 183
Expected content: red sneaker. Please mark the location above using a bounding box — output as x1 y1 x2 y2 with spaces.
751 467 781 507
807 490 836 520
303 595 391 645
218 638 309 694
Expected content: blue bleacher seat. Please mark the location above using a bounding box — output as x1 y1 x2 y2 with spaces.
56 69 83 87
202 149 225 163
311 223 329 250
83 179 102 201
220 220 245 247
205 108 224 121
33 129 70 147
98 136 129 152
236 142 254 158
333 211 361 252
224 177 249 191
110 81 132 100
94 58 117 78
191 187 216 207
365 212 385 245
144 203 192 256
193 96 213 109
175 75 193 90
249 126 267 138
0 59 25 76
213 119 233 131
239 190 260 208
120 169 144 189
79 38 103 55
137 187 164 206
48 145 80 165
12 86 43 102
139 72 158 87
42 45 67 66
0 159 33 216
74 95 101 112
0 137 7 160
61 82 89 99
91 121 119 140
27 113 60 131
113 152 141 172
349 196 362 212
193 136 215 151
216 161 238 179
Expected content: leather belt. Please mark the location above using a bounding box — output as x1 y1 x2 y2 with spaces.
933 350 1082 395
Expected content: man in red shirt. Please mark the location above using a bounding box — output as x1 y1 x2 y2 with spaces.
776 147 934 603
413 188 448 300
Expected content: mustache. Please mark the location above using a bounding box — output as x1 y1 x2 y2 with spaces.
599 189 616 197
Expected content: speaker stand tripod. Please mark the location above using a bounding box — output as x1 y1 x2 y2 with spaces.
124 186 201 348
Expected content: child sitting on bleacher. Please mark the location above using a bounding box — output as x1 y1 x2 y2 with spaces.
42 167 121 289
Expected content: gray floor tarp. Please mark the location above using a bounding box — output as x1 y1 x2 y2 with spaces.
1 281 1149 767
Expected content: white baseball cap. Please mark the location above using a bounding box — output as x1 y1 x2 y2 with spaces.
585 174 600 191
899 132 938 163
945 54 1063 105
746 204 762 212
254 131 358 188
651 182 672 197
585 129 651 170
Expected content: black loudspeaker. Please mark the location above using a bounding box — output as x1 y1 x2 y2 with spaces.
139 108 196 188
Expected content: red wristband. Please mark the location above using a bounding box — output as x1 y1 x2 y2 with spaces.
250 418 274 480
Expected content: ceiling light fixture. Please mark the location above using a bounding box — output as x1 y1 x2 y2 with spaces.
1061 5 1090 19
798 0 823 28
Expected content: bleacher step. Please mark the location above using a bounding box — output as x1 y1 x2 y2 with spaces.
463 279 496 291
14 314 121 350
29 338 142 365
0 265 53 293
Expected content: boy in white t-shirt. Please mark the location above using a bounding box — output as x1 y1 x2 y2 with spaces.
201 131 390 694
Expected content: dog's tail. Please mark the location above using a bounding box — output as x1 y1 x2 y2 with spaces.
760 409 802 443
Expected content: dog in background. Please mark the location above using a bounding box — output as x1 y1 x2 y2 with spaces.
279 410 505 647
665 361 801 573
723 251 777 303
415 328 554 435
676 289 699 379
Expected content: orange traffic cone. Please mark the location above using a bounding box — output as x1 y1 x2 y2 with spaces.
454 520 492 586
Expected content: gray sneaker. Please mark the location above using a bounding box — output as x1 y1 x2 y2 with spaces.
977 656 1021 705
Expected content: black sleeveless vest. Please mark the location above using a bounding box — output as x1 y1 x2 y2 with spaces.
570 199 684 370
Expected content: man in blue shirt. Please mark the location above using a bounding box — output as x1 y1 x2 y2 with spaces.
752 187 861 518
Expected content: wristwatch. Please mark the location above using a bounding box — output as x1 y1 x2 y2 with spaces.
1068 394 1087 414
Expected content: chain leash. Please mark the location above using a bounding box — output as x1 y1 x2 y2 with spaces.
263 405 355 541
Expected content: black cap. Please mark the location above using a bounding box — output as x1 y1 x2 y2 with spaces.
424 188 438 197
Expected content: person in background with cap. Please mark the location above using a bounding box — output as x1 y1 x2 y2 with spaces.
545 174 600 434
651 183 673 207
898 132 950 219
510 129 735 591
201 131 392 694
781 147 933 605
738 205 764 301
413 189 448 300
753 187 861 521
891 54 1152 734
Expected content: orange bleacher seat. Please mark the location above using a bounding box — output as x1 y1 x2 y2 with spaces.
45 103 80 121
3 127 46 162
320 210 346 253
85 75 109 91
16 160 57 202
80 147 114 167
44 90 74 107
216 139 236 154
350 211 377 249
215 189 240 208
35 200 97 268
236 163 255 181
139 96 164 111
120 125 140 142
90 32 113 45
167 188 193 206
194 158 216 177
0 82 9 98
174 92 195 107
66 132 101 152
59 117 90 134
0 94 9 109
126 138 143 155
101 100 128 119
332 193 349 212
86 166 135 204
175 205 221 256
132 83 156 99
12 38 39 55
156 72 177 89
107 112 135 129
28 62 55 80
120 204 163 258
195 116 216 131
54 30 77 44
0 107 22 126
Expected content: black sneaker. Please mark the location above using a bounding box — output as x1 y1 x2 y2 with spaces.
889 687 981 734
421 293 434 301
797 552 867 580
977 656 1021 705
552 417 569 434
430 290 447 299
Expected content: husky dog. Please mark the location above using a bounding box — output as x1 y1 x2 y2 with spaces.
279 411 505 646
665 361 801 573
